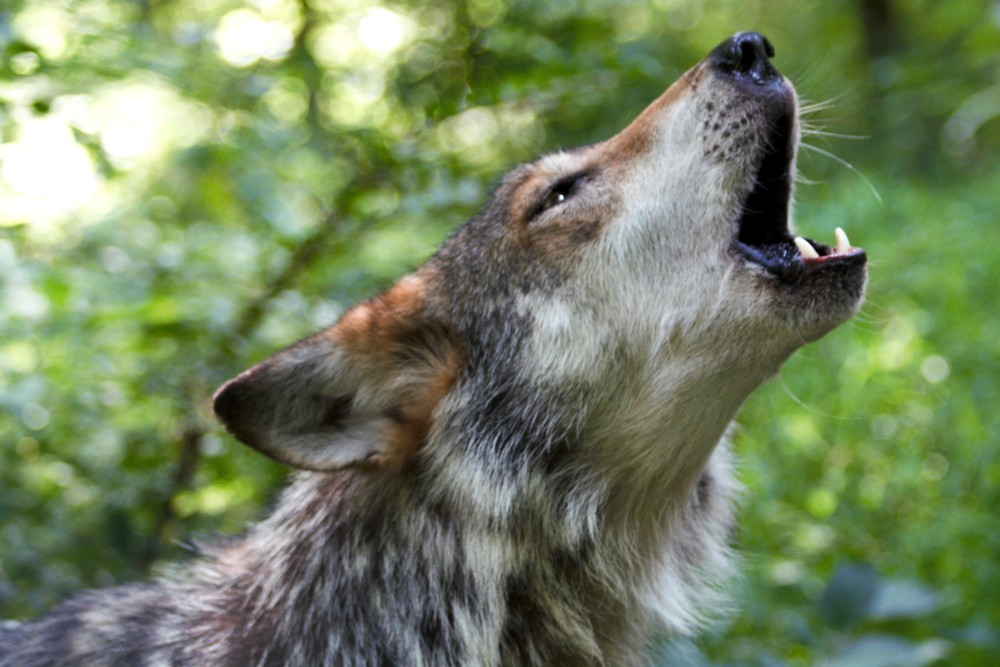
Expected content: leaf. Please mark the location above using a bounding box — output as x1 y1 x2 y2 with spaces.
653 638 712 667
819 564 879 628
868 578 940 620
821 635 949 667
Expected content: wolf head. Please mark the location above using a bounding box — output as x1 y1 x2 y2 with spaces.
213 33 866 498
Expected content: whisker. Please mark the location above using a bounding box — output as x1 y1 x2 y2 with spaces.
776 374 856 421
799 90 852 115
800 128 868 141
799 101 834 115
799 142 883 204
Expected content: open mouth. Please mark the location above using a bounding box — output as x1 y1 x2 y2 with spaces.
733 110 865 283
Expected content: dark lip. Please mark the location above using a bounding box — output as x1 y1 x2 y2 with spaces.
735 237 867 283
732 91 866 283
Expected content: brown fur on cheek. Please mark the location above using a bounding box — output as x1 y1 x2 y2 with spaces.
509 163 618 259
505 168 549 224
501 67 705 260
528 200 610 257
602 61 703 163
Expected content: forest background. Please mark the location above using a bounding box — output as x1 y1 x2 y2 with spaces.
1 1 998 664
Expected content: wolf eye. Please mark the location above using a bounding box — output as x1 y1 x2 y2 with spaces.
542 189 568 209
536 174 586 215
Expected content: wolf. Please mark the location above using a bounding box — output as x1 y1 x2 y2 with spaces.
0 32 866 666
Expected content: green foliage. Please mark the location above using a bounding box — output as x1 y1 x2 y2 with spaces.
661 564 981 666
2 0 999 664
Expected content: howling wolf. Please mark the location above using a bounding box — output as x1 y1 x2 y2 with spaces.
1 32 866 666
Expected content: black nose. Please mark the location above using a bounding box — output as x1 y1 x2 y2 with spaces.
709 32 781 85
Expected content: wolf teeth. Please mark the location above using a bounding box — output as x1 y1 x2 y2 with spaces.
794 236 820 260
835 227 851 255
794 229 855 262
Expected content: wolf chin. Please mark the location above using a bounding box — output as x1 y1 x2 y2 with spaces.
1 33 866 666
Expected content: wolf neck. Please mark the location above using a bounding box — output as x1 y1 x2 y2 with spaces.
215 346 766 662
228 461 734 665
484 343 768 642
208 391 743 666
596 348 771 500
415 353 755 655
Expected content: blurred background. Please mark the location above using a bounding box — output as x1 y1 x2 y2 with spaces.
1 0 998 664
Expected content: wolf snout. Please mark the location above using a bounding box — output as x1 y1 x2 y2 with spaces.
709 31 781 87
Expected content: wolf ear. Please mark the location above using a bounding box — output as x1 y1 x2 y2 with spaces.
212 276 462 472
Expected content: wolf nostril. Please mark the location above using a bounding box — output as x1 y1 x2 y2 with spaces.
759 34 776 59
710 32 780 86
738 41 756 69
738 36 772 69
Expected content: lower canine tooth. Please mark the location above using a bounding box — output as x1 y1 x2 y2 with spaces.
795 236 820 259
835 227 851 254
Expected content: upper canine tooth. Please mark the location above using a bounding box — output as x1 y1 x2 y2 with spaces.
794 236 820 260
835 227 851 254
